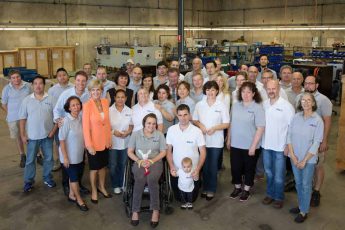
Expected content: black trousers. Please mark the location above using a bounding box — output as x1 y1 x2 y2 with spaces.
230 147 259 187
62 151 86 187
179 190 193 203
171 176 200 202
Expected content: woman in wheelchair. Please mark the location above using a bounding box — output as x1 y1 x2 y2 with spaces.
127 113 167 228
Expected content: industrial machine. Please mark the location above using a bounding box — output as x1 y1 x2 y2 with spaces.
96 45 164 68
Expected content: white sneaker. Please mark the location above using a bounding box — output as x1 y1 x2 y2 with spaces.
187 203 193 209
114 187 122 194
180 203 188 209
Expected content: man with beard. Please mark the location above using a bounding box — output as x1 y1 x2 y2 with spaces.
257 54 277 82
261 80 294 209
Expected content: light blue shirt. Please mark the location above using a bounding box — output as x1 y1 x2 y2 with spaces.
102 80 116 98
287 112 324 164
18 93 56 140
58 114 85 164
230 101 265 149
128 80 141 95
1 82 32 122
53 87 90 121
176 96 196 115
48 83 74 99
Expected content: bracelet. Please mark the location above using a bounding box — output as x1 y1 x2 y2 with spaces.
148 160 154 165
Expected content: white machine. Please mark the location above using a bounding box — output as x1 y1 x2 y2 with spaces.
96 46 163 68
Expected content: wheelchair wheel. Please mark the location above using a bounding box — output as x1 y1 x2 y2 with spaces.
161 160 174 215
123 160 133 218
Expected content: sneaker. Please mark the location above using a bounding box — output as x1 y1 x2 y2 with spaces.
272 200 284 209
44 180 56 188
37 155 43 166
180 203 188 209
294 213 308 223
52 161 61 172
114 187 122 194
20 155 26 168
310 190 320 207
230 188 242 199
289 207 300 214
262 196 274 205
187 203 193 209
23 182 33 192
239 190 251 202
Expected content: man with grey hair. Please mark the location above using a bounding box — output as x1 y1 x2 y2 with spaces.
279 65 293 90
285 72 304 106
184 57 208 86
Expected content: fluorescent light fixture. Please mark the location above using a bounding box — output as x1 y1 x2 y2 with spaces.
0 25 345 31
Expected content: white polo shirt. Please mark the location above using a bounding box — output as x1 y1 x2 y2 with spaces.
193 99 230 148
109 104 133 150
261 97 295 151
166 123 205 170
132 101 163 132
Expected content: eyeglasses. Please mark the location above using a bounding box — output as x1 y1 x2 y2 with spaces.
304 82 316 85
301 99 313 103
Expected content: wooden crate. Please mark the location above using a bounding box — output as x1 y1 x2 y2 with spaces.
50 46 75 75
18 47 50 77
0 50 19 74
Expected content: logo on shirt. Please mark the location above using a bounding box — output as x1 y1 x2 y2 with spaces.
214 110 222 113
152 139 160 143
186 140 194 144
147 110 154 113
275 108 283 112
125 114 131 117
247 110 254 114
309 123 317 127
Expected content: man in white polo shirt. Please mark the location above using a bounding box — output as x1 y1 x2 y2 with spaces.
261 80 295 209
166 104 206 202
1 70 32 168
19 76 58 192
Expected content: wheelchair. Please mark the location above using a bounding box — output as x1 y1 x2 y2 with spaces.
122 158 174 218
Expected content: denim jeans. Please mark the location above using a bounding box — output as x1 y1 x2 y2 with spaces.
291 162 316 214
263 149 286 201
203 147 223 193
24 137 54 183
109 149 128 188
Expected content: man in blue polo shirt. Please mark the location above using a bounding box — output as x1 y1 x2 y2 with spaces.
19 76 58 192
1 70 32 168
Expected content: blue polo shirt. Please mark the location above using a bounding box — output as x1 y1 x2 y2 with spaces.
1 82 32 122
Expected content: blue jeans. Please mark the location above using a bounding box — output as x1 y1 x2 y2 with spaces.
203 147 223 193
263 149 286 201
291 162 316 214
109 149 127 188
24 137 54 183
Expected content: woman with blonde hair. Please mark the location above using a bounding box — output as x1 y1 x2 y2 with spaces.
83 79 112 204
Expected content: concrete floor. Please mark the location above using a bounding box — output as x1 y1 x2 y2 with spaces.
0 106 344 230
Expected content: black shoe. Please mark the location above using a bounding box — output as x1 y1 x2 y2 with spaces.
239 190 251 202
37 155 43 166
294 213 308 223
97 188 112 198
289 207 300 214
63 185 70 196
68 197 76 203
80 185 90 195
200 192 207 198
150 221 159 228
20 155 26 168
230 188 242 199
130 219 139 226
310 190 320 207
76 202 89 212
91 198 98 204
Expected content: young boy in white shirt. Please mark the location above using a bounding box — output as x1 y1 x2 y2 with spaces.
177 157 197 209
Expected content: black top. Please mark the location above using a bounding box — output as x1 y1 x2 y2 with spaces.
107 87 133 107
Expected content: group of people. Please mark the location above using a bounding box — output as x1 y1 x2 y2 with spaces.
1 55 332 226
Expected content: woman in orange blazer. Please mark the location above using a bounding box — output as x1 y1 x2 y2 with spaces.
83 79 112 204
